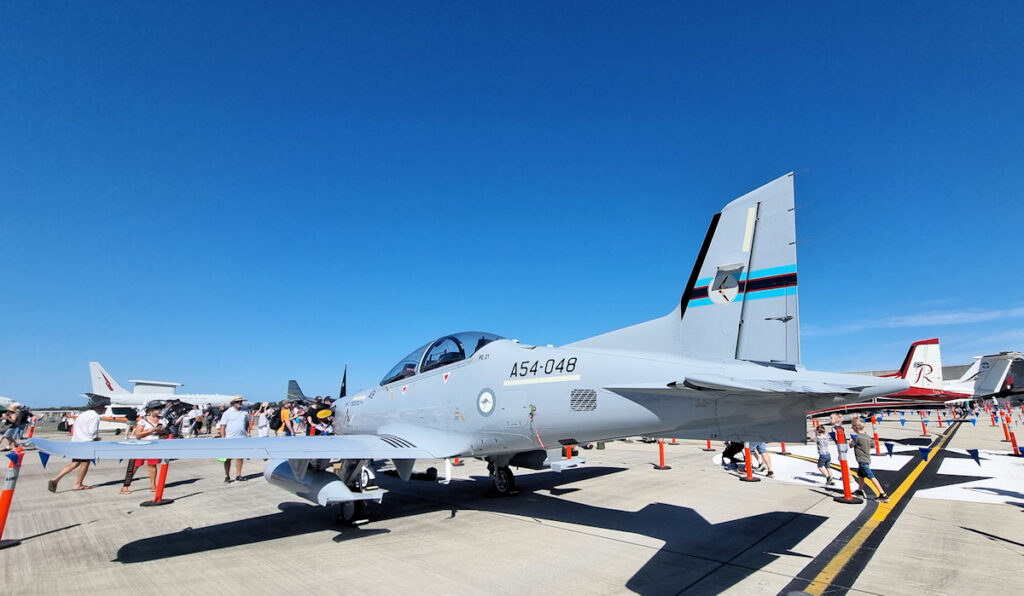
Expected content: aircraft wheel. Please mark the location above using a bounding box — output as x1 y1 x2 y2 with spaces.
491 466 515 495
338 500 365 525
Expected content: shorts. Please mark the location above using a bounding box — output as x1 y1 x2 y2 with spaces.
2 428 16 439
73 458 92 463
751 442 767 453
856 463 875 479
817 453 832 467
135 459 161 467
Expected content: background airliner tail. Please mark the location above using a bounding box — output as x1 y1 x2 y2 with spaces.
569 173 800 364
90 362 130 396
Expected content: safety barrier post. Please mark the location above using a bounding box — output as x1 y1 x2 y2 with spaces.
0 447 25 549
921 420 928 436
937 413 943 428
702 439 715 452
671 438 677 445
739 442 759 482
140 461 175 507
26 417 36 439
452 456 464 467
654 440 671 470
780 442 787 455
871 415 880 455
0 448 25 552
565 445 572 460
1010 432 1020 457
833 428 862 504
991 413 996 426
1002 421 1011 442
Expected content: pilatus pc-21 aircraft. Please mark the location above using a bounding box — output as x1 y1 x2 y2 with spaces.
35 173 907 522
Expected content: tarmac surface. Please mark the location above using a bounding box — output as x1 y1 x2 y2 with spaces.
1 411 1022 595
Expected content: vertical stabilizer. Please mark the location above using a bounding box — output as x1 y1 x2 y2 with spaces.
972 354 1017 395
89 362 130 397
287 380 308 401
679 173 799 363
897 339 944 390
566 173 800 364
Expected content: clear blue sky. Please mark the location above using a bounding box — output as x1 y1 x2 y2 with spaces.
2 2 1022 407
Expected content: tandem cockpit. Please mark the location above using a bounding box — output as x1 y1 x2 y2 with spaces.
380 331 504 386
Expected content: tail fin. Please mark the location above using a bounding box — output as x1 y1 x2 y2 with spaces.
892 339 944 389
971 353 1019 396
89 362 129 396
287 380 308 401
339 365 347 399
568 173 800 363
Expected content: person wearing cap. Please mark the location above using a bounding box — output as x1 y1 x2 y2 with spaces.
218 396 249 482
48 395 109 492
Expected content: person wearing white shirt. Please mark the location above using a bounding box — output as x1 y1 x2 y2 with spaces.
217 396 249 483
48 396 108 492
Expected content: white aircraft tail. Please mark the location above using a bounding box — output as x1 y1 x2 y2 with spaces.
569 173 800 364
969 353 1019 396
893 338 944 390
89 362 130 397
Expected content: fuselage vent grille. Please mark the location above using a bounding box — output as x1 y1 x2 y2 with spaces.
570 389 597 412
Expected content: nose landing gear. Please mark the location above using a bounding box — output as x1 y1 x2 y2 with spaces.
487 459 516 495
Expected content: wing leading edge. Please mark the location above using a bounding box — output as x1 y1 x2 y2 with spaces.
32 434 442 462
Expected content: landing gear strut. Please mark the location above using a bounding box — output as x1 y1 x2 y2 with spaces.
488 461 515 495
335 459 375 525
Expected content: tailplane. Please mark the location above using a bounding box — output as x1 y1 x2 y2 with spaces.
89 362 130 397
569 173 800 364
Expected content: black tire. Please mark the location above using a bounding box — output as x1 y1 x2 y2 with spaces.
338 500 365 525
491 467 515 495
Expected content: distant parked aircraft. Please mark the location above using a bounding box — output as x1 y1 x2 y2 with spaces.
87 361 241 408
811 338 1022 414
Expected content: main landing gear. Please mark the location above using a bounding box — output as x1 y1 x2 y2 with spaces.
336 459 376 525
487 459 515 496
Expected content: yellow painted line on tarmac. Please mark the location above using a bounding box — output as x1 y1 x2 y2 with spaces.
802 422 960 595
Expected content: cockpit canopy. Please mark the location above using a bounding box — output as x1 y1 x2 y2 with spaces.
380 331 504 386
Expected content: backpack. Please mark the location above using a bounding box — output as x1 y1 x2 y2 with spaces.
269 409 282 430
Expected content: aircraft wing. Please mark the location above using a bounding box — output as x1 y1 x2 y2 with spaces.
31 433 448 462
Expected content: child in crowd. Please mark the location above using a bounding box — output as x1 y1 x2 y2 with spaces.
814 425 835 486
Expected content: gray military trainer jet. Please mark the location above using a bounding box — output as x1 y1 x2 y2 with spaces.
34 172 907 522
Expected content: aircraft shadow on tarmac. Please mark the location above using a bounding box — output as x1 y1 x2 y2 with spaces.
116 466 826 594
